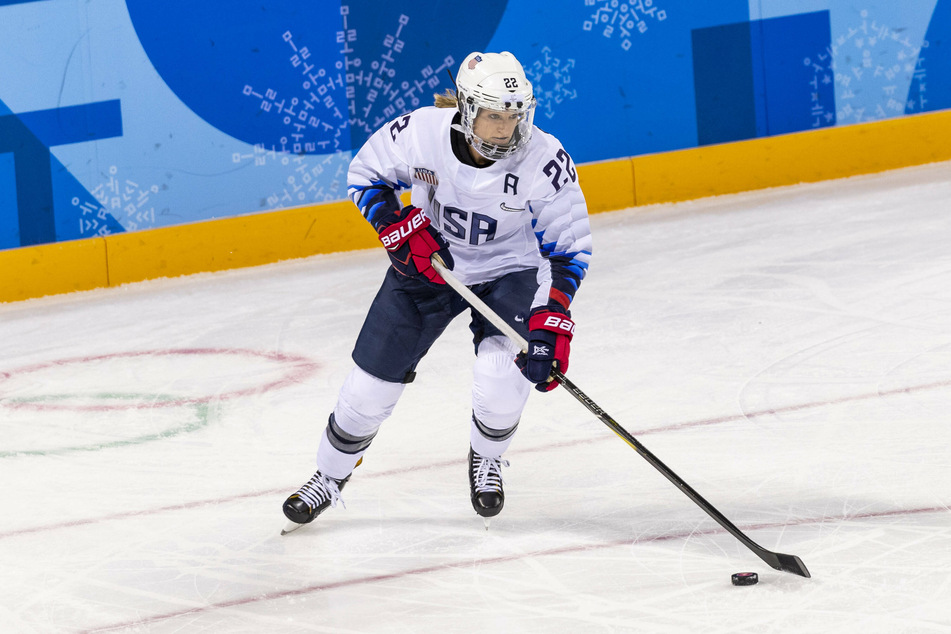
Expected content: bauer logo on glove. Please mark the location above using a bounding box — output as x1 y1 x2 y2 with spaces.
377 205 454 285
379 211 428 250
542 314 575 334
516 307 575 392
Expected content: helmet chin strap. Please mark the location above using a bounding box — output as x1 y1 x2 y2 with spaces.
452 122 506 162
471 136 509 161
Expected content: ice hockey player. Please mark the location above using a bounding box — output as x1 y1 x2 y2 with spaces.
282 50 592 531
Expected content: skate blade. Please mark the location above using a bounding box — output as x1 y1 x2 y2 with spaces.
482 517 491 531
281 519 305 535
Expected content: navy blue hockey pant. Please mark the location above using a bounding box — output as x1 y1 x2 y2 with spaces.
352 267 536 383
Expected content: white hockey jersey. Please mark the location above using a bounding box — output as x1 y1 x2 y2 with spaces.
348 106 592 310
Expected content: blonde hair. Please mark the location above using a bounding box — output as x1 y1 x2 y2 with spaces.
433 88 458 109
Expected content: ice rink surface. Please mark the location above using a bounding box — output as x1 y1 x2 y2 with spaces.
2 162 950 633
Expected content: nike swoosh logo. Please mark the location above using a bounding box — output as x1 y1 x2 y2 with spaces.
499 203 525 213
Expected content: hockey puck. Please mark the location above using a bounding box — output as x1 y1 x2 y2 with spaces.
731 572 758 586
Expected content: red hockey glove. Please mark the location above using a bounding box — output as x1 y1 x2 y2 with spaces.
515 307 574 392
377 206 454 284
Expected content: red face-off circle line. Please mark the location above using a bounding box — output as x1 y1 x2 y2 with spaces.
0 348 320 412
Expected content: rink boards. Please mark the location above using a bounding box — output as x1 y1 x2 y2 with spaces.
2 108 950 303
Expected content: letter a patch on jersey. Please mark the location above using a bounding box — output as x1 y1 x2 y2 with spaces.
413 167 439 186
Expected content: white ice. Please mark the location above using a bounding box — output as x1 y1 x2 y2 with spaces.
2 162 951 633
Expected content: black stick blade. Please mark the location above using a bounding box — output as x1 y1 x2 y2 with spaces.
759 550 811 578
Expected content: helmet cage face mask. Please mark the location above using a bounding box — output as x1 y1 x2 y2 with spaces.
456 52 536 161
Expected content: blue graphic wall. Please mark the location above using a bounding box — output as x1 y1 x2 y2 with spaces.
0 0 947 251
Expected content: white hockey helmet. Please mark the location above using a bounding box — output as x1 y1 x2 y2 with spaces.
455 51 536 160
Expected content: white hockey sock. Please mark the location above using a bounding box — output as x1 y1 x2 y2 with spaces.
317 365 405 479
470 335 530 458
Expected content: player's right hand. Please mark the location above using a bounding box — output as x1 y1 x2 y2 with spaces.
377 205 454 285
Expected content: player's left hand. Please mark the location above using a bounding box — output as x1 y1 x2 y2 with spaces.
377 205 453 284
516 306 574 392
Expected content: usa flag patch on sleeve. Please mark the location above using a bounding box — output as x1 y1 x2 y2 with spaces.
413 167 439 186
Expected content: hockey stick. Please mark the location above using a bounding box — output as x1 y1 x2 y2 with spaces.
431 255 810 578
